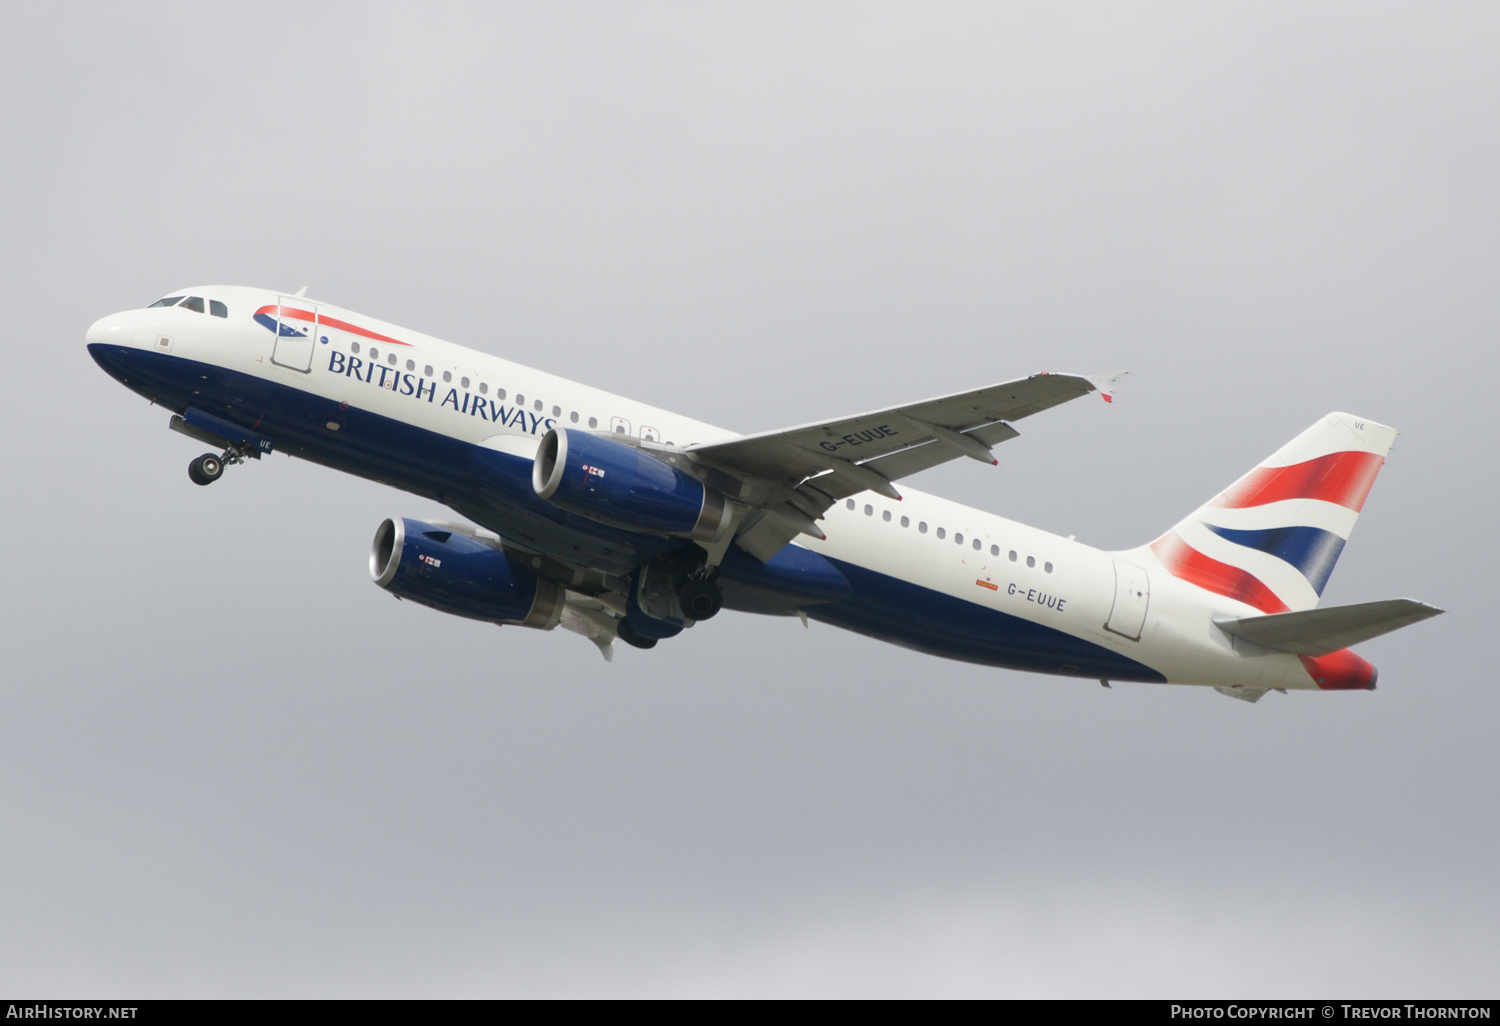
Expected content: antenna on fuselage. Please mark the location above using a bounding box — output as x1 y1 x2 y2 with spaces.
292 286 308 298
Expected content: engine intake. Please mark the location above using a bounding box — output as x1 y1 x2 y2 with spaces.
371 518 561 628
532 428 730 543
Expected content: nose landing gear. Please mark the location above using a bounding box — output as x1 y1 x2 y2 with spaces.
170 411 271 487
187 443 248 486
187 453 223 485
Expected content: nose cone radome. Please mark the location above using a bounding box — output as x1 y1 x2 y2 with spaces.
86 310 155 387
86 312 140 347
87 338 135 384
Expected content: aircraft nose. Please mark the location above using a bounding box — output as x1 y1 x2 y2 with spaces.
85 312 139 347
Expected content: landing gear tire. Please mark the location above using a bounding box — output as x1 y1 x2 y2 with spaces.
616 620 658 650
188 453 224 486
679 578 723 621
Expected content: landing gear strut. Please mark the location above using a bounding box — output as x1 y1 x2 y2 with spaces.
187 444 247 486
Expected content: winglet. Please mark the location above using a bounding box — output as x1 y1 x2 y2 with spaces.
1087 370 1128 404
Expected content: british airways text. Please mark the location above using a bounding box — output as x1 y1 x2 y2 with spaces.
327 351 557 434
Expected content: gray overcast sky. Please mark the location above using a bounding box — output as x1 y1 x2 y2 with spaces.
2 2 1496 997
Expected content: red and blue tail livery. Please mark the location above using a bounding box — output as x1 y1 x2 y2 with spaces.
1149 413 1393 613
86 286 1441 703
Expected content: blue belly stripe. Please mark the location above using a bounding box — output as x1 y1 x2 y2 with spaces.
89 342 1167 681
810 558 1166 682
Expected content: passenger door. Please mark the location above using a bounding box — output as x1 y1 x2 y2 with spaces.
271 297 318 372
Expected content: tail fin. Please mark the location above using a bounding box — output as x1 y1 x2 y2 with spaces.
1146 412 1397 613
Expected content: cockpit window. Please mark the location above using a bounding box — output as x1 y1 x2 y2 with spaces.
209 300 227 318
149 296 184 308
181 296 205 313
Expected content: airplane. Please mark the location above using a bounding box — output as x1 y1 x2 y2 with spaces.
86 285 1442 702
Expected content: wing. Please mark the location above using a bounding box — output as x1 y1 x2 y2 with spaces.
687 371 1119 560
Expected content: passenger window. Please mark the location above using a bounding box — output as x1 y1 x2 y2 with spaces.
955 532 964 545
479 382 488 394
570 412 579 423
1009 550 1018 561
406 359 415 371
516 394 525 405
534 400 543 412
552 406 561 417
1026 556 1035 568
497 389 507 400
209 300 228 318
990 544 999 556
387 353 396 365
461 376 470 388
589 417 598 429
883 510 892 522
900 516 909 528
181 296 205 313
424 365 433 377
1045 562 1053 573
919 522 928 533
864 504 873 516
352 342 361 354
149 296 183 308
937 528 946 539
973 539 981 550
846 499 856 510
442 371 451 382
370 348 379 361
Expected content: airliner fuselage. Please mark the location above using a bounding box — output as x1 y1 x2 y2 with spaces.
87 285 1439 699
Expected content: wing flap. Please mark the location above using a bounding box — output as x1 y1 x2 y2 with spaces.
857 422 1022 483
1215 598 1443 656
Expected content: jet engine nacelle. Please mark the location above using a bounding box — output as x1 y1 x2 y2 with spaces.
370 517 561 628
532 428 731 543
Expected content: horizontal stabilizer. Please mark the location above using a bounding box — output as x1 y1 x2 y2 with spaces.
1215 598 1443 656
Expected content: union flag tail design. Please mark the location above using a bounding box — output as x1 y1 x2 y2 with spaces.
1148 413 1397 614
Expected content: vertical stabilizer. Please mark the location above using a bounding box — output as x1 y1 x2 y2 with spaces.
1146 413 1396 613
